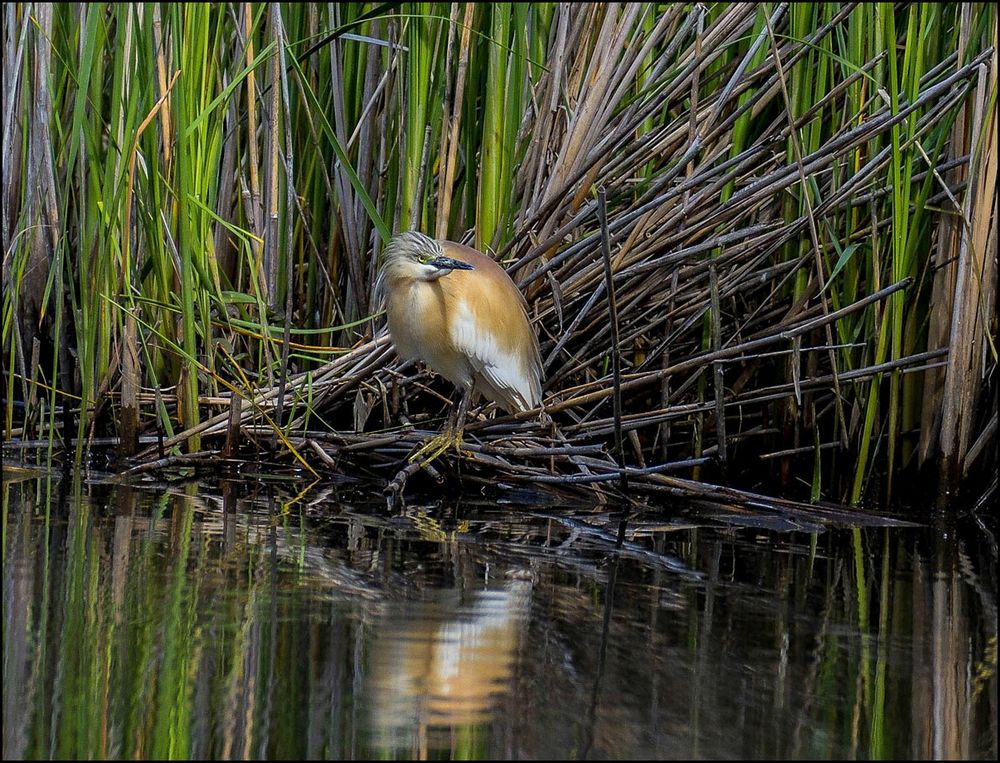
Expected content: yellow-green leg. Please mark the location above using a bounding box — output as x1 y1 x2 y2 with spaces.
409 388 473 465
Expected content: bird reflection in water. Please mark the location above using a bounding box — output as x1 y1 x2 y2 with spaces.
367 574 533 757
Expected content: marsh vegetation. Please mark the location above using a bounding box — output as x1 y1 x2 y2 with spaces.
2 3 997 505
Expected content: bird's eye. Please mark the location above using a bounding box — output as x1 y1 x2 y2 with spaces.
419 253 432 264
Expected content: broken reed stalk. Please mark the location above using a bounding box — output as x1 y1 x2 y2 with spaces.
119 308 140 456
274 5 294 430
597 187 627 491
708 262 727 475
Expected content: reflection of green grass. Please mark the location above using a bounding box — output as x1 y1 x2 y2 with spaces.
120 491 170 758
151 492 195 760
55 478 103 758
454 724 487 760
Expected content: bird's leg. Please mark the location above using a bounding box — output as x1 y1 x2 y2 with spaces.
409 387 472 465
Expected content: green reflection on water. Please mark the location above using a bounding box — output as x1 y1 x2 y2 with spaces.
2 473 997 760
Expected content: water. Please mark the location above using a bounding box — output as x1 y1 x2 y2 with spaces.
3 473 997 760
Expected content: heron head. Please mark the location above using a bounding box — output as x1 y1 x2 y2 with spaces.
381 231 474 283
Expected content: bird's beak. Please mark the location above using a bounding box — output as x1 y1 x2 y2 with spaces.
429 255 474 271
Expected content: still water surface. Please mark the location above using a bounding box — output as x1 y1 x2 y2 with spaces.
3 473 997 759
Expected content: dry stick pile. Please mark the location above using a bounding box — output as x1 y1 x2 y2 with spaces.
132 5 991 503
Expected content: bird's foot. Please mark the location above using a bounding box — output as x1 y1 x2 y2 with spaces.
408 425 464 465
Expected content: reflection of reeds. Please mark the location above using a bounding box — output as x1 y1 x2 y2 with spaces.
3 476 998 758
1 5 995 502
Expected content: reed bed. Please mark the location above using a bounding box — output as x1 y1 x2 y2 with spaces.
2 3 996 504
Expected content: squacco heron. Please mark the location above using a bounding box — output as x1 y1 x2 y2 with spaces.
378 231 542 462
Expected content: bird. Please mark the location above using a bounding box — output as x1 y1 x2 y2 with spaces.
377 230 543 463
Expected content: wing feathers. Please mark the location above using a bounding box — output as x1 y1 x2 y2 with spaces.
436 241 542 413
450 298 538 411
